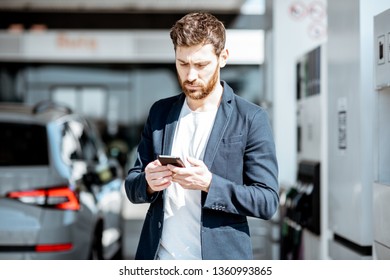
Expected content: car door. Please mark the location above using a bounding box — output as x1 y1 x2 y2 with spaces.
67 117 123 259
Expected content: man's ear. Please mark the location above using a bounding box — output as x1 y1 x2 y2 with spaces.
219 49 229 68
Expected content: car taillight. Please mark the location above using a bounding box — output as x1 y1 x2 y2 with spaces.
35 243 73 252
6 186 80 211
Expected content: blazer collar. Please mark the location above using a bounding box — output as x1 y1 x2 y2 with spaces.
162 93 185 155
162 80 234 165
203 81 234 167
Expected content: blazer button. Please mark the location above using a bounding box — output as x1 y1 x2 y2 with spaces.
158 222 162 229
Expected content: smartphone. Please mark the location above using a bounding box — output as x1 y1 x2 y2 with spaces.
158 155 185 167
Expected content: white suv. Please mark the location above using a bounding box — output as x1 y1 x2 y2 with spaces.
0 101 124 260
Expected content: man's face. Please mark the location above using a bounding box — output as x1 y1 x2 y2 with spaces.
175 44 226 100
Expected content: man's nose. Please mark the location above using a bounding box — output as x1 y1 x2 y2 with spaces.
187 67 198 82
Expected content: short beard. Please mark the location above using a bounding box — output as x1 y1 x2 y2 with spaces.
179 65 219 100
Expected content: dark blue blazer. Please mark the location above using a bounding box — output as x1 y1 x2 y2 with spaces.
125 81 279 260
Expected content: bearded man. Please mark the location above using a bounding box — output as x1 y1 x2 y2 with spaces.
124 12 279 260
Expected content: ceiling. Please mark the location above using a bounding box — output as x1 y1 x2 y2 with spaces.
0 0 247 13
0 0 270 30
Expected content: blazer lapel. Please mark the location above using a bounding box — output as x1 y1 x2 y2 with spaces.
162 94 185 155
203 82 234 168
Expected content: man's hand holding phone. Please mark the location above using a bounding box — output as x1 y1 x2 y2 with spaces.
146 156 212 194
166 157 212 193
144 159 174 195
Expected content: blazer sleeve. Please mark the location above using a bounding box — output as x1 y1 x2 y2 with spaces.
124 94 183 205
203 108 279 220
124 111 159 204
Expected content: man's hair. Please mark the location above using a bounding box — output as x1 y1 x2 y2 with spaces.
170 12 226 56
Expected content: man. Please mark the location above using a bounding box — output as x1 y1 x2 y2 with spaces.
124 12 279 260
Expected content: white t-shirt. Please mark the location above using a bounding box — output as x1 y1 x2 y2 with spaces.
157 99 218 260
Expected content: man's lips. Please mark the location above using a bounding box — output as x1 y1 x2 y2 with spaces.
186 85 200 90
184 83 202 89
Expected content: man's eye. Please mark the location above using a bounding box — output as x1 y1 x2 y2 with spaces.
197 64 207 68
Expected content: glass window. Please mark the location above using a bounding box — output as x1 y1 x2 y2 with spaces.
0 122 49 166
80 88 106 119
52 87 77 109
51 86 106 119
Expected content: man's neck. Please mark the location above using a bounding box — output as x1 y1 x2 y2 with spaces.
186 82 223 112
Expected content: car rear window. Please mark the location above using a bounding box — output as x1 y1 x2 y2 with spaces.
0 122 49 166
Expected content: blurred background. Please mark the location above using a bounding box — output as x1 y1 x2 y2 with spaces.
0 0 390 260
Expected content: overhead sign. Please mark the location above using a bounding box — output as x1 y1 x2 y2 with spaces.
0 30 264 64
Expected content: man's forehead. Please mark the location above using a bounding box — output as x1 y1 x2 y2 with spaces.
176 44 216 61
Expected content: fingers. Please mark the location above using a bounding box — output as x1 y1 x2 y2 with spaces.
186 156 203 167
147 158 211 192
167 159 211 192
145 160 173 192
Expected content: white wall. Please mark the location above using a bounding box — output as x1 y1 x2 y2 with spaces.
269 0 327 259
327 0 390 259
271 0 327 187
271 0 390 260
